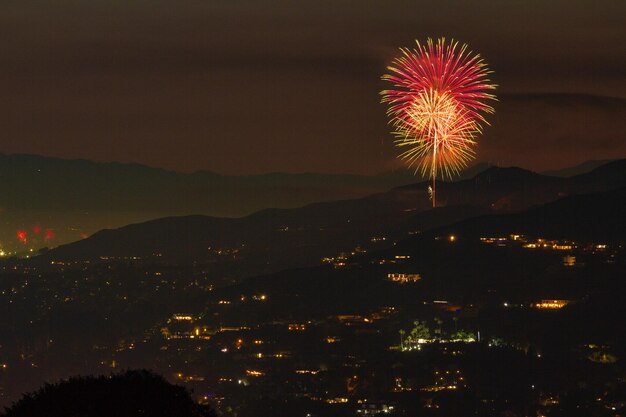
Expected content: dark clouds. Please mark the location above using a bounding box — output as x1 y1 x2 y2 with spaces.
0 0 625 174
480 94 626 171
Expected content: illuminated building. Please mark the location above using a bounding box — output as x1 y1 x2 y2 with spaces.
356 401 396 415
295 369 319 375
245 370 265 377
480 236 508 244
552 244 573 250
562 255 576 266
326 398 349 404
218 326 250 332
534 299 570 309
387 273 421 283
172 314 193 321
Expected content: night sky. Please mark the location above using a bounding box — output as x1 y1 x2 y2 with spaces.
1 0 625 175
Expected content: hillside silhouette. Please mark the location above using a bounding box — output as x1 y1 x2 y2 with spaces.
2 370 214 417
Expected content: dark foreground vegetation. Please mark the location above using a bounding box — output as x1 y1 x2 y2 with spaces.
2 370 215 417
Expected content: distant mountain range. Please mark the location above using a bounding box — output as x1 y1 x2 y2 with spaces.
35 159 626 282
0 153 419 215
0 154 500 252
541 159 616 177
0 152 621 254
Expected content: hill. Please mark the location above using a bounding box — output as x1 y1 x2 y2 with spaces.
0 153 488 253
541 159 615 177
33 160 626 281
432 186 626 244
1 370 214 417
206 185 626 319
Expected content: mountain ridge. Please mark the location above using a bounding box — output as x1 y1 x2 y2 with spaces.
32 159 626 283
2 153 623 254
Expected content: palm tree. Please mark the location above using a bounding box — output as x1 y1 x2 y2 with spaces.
434 317 443 339
410 320 430 346
399 329 406 350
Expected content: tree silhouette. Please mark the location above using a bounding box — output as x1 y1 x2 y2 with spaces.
2 369 215 417
400 320 430 349
433 317 443 339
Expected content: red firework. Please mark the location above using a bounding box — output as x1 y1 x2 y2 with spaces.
381 38 497 207
16 230 27 244
382 38 496 127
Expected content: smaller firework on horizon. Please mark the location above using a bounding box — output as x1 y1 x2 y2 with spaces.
381 38 496 207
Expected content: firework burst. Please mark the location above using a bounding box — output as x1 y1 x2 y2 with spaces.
381 37 496 207
393 89 481 179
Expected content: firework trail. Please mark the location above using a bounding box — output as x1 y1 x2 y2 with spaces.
381 38 496 207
